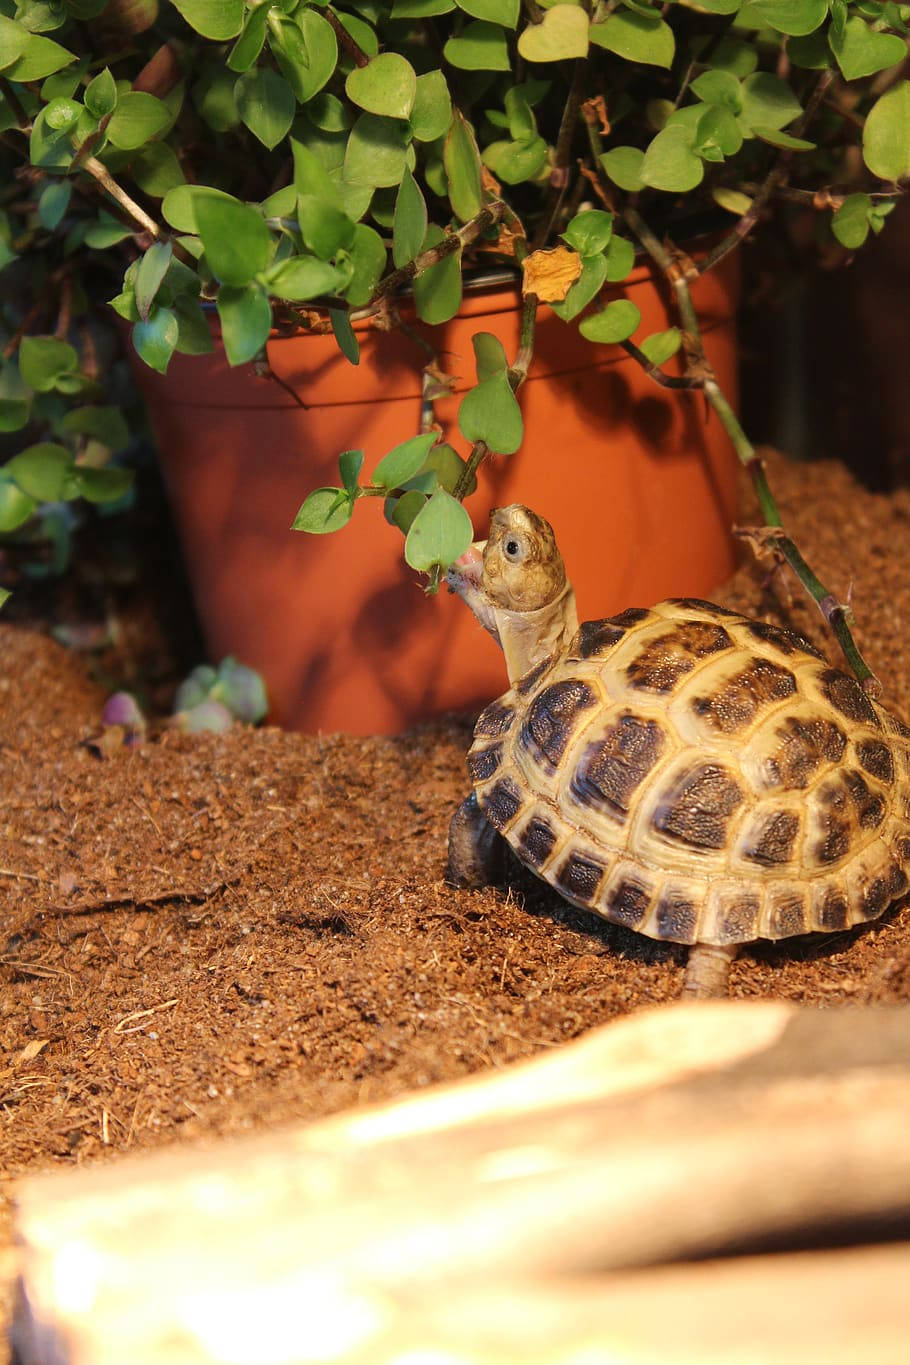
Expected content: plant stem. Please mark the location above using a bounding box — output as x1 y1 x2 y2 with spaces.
452 292 538 502
325 8 370 66
368 201 506 307
531 58 588 250
80 155 162 238
582 118 877 685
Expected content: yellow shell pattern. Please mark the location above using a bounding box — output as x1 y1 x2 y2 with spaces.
467 599 910 946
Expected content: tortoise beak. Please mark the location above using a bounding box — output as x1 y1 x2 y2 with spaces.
446 540 486 595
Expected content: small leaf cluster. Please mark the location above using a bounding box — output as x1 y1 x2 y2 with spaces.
0 335 133 537
174 656 270 727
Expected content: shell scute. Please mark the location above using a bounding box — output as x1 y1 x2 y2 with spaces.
520 678 599 774
651 761 745 852
690 657 797 736
569 712 666 823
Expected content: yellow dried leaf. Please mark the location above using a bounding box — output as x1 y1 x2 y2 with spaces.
521 246 583 303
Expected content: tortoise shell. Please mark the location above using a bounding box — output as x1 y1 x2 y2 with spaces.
467 598 910 946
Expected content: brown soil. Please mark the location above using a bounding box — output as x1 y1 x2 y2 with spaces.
3 450 910 1349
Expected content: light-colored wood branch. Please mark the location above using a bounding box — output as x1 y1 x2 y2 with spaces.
12 1000 910 1363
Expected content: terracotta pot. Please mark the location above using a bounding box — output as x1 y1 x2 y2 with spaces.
131 257 740 733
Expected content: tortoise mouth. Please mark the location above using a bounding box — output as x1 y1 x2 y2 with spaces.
446 540 486 595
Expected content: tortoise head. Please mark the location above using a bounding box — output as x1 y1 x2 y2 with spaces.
448 505 579 687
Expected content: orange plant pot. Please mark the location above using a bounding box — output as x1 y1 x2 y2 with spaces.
131 257 740 734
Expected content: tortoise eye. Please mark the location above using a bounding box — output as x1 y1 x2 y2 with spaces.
504 538 522 560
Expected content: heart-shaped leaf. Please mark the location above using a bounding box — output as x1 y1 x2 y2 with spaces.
373 433 439 489
830 16 906 81
404 487 473 572
132 306 179 374
639 328 681 366
135 239 173 321
5 443 73 501
272 10 337 104
863 80 910 180
549 253 607 322
413 224 462 324
738 73 803 133
196 195 273 286
170 0 244 39
747 0 828 34
292 487 354 534
393 167 427 267
600 146 645 191
410 70 453 141
517 5 589 61
344 113 413 187
589 10 674 68
444 19 511 69
473 332 509 381
831 192 873 248
342 223 387 306
562 209 613 257
236 68 295 149
579 298 641 344
19 335 78 391
216 283 271 365
458 370 523 453
457 0 519 27
105 91 170 149
346 53 417 120
265 255 343 301
640 126 704 192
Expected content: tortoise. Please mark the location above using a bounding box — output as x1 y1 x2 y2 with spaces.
446 504 910 996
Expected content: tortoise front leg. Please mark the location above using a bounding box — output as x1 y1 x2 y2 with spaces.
681 942 738 998
445 792 507 888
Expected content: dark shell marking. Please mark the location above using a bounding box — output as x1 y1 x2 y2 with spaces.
607 877 652 928
652 763 744 851
767 895 807 938
483 777 523 831
817 890 849 930
742 809 800 867
624 621 733 694
856 739 894 783
692 658 797 735
763 716 846 790
519 679 598 773
519 817 557 868
716 895 760 944
666 597 739 617
655 892 698 943
514 658 553 696
819 668 881 727
575 619 628 661
555 850 608 904
741 619 825 659
570 714 666 822
467 745 503 783
475 700 516 739
843 770 886 830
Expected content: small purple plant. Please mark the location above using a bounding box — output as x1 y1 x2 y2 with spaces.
101 691 146 745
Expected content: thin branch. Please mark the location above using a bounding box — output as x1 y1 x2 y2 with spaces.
531 58 588 251
369 201 507 306
619 339 704 389
325 7 370 67
79 155 162 238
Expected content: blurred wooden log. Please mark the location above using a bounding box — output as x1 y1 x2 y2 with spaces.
12 1000 910 1364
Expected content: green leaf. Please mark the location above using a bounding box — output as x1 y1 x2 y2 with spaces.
392 167 427 268
830 16 906 81
753 127 815 149
84 211 133 248
639 328 681 365
0 20 74 81
562 209 613 257
38 178 72 230
272 11 337 104
605 234 634 283
132 307 179 374
373 433 440 489
0 364 31 432
170 0 244 39
0 587 10 609
61 405 129 450
549 252 607 322
345 113 412 187
831 192 873 248
346 53 417 120
457 0 519 26
713 187 753 215
5 442 72 500
392 0 454 14
174 296 215 355
194 63 240 132
599 146 645 192
235 67 295 149
84 66 117 118
0 478 36 533
410 70 452 141
336 11 378 59
388 488 427 534
579 298 641 344
298 196 356 260
518 5 589 59
135 239 173 321
265 254 342 300
72 466 134 504
196 195 273 286
419 442 475 495
588 11 674 68
473 332 509 381
131 143 186 197
216 283 271 365
787 29 832 67
19 335 78 392
863 81 910 180
29 99 78 169
748 0 829 33
640 125 704 192
330 309 360 364
695 105 744 160
458 369 522 454
738 73 803 133
338 449 364 494
413 224 462 324
227 1 270 71
481 136 548 183
106 92 170 150
404 487 473 572
291 138 342 207
292 486 354 533
161 184 235 233
445 19 512 70
690 70 743 112
342 223 386 305
444 109 483 223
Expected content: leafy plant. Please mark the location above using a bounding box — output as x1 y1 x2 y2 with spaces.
1 0 906 677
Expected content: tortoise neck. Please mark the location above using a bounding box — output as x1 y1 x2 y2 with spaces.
495 583 579 687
